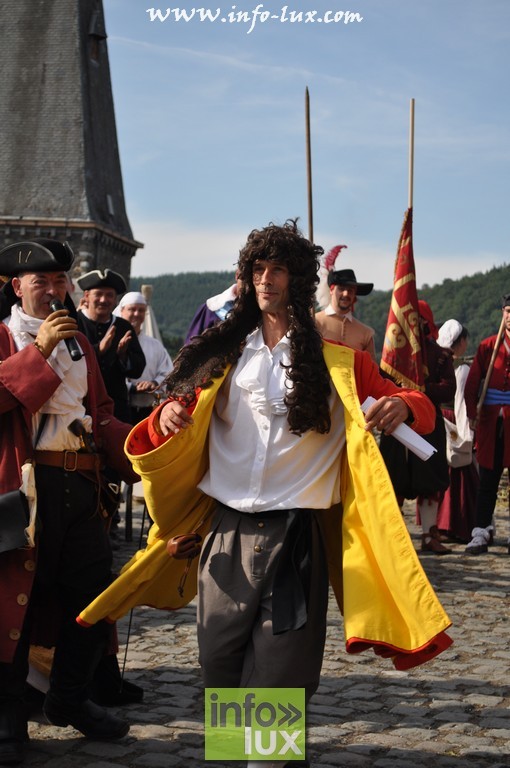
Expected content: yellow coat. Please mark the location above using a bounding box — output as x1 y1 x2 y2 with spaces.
79 342 452 669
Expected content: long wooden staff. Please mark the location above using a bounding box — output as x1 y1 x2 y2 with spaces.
476 313 507 424
408 98 415 208
305 86 314 243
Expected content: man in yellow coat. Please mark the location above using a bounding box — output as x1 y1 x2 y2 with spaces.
80 220 451 765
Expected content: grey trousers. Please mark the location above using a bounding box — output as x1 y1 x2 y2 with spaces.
197 504 329 701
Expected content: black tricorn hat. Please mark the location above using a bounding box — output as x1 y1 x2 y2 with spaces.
327 268 373 295
501 293 510 308
0 239 74 277
77 268 127 295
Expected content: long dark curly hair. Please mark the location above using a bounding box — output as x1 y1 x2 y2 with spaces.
165 219 332 435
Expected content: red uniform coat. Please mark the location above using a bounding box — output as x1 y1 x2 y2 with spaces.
0 325 138 662
464 333 510 469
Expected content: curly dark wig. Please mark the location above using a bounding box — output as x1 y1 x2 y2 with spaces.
164 219 332 435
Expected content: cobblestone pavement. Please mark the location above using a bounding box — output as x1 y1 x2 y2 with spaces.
24 498 510 768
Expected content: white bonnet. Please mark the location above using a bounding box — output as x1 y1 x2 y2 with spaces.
438 318 463 349
113 291 146 316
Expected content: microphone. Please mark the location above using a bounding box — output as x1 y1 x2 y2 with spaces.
49 298 83 361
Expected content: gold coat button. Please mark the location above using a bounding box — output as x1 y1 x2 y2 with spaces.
254 545 262 553
257 521 265 528
9 629 21 641
24 559 36 571
17 594 29 606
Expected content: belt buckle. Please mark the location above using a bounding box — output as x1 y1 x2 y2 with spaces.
63 450 78 471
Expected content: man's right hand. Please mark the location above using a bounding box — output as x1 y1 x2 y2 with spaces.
116 329 133 361
159 401 194 436
98 325 117 356
34 309 79 359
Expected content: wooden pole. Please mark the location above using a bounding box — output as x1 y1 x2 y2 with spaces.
408 98 415 209
476 313 506 424
305 86 314 243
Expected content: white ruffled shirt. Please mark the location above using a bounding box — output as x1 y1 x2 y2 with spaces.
198 327 344 512
5 304 91 449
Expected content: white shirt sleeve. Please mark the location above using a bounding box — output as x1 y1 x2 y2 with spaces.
455 364 473 443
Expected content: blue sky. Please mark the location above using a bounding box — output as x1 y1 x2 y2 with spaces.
103 0 510 289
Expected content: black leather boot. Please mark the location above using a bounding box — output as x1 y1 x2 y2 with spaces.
89 654 143 707
0 701 28 766
0 632 31 766
46 613 129 739
43 694 129 739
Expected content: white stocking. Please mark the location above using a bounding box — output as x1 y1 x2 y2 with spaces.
419 499 438 536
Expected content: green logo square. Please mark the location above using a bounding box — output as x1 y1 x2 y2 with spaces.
205 687 306 761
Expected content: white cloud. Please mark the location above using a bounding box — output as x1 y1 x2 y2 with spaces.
110 35 314 79
130 218 247 276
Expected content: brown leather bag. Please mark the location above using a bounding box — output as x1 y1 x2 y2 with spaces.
166 533 202 560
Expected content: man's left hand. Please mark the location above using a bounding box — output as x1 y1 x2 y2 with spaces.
136 380 157 392
117 330 132 360
364 396 410 435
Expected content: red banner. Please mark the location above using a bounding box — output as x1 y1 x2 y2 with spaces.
380 208 425 391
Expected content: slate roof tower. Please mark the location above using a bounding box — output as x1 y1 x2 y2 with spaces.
0 0 142 283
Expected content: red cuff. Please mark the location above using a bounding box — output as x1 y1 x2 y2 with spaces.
147 403 171 447
346 630 453 670
126 404 170 455
126 394 201 455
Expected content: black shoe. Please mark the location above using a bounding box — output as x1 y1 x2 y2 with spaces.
0 707 28 766
0 739 24 766
43 696 129 740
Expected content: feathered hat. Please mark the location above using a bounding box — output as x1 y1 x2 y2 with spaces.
317 244 373 309
317 245 347 309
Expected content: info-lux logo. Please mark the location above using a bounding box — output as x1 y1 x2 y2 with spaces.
205 687 306 761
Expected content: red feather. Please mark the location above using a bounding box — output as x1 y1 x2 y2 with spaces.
324 244 347 272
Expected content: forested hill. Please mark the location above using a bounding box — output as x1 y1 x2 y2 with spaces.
131 271 236 357
354 262 510 358
131 262 510 359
